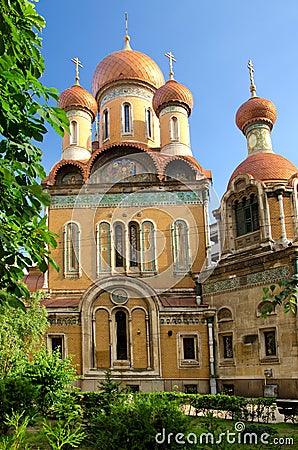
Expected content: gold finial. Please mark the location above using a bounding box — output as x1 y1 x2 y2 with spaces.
71 57 83 85
165 51 176 80
124 12 131 50
247 59 257 97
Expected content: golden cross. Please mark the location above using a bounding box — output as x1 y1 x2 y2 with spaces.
165 51 176 80
247 59 257 97
71 57 83 85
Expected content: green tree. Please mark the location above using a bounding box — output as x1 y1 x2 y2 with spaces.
0 0 68 299
0 290 48 378
262 275 298 317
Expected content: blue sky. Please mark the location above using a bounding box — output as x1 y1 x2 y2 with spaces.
38 0 298 202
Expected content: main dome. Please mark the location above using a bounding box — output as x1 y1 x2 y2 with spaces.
228 152 297 187
92 47 165 99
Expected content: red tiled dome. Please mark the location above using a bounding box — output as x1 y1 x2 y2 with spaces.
92 48 165 98
58 84 98 120
153 79 194 116
236 97 277 132
228 152 297 187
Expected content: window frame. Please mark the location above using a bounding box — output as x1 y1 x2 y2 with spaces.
70 120 78 145
121 102 133 135
46 333 67 359
259 327 279 363
102 108 110 141
63 221 81 278
234 193 259 237
177 332 200 368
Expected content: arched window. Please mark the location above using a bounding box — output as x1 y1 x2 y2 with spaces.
64 222 80 277
114 223 125 268
234 194 259 237
116 310 128 360
172 219 189 272
103 109 109 140
170 116 179 141
129 222 140 268
141 221 156 273
97 222 111 273
122 102 133 134
70 120 78 145
146 108 152 139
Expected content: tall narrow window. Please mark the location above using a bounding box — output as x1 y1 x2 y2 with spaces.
223 335 234 359
235 194 259 236
70 120 78 145
103 109 109 140
146 108 152 139
172 220 189 272
141 221 156 273
264 330 277 356
129 222 140 267
97 222 111 274
114 223 125 268
64 222 80 277
116 311 128 360
183 337 195 359
122 102 133 134
170 116 179 141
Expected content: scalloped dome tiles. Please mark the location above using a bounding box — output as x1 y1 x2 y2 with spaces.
91 49 165 98
58 84 98 119
153 79 194 116
235 96 277 132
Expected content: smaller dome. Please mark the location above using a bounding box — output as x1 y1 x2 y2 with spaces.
153 79 194 117
228 153 297 187
58 84 98 120
236 97 277 133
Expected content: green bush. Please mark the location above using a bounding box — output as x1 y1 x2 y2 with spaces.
85 392 194 450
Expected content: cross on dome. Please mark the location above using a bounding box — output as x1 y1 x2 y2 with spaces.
165 51 176 80
71 57 83 86
248 59 257 97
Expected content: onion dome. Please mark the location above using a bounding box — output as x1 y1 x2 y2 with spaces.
236 96 277 133
229 153 297 186
153 79 194 117
92 43 165 99
58 84 98 120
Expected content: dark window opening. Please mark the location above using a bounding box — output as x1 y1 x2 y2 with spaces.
124 104 131 133
126 385 139 392
103 110 109 140
147 109 152 138
222 384 234 395
235 194 259 237
184 384 198 394
51 337 63 355
116 311 128 360
129 222 140 267
223 335 233 359
115 224 124 268
264 330 277 356
183 337 195 359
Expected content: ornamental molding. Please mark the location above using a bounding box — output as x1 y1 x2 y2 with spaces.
51 190 202 209
100 86 152 107
160 315 206 325
203 265 291 296
159 105 187 117
48 315 81 326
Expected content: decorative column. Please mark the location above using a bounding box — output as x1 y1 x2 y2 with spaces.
205 310 217 394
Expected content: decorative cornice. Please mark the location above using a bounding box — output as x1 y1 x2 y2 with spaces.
51 190 203 209
203 265 291 296
100 85 152 107
48 315 81 326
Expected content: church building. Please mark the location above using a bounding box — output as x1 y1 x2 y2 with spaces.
38 30 216 393
25 29 298 398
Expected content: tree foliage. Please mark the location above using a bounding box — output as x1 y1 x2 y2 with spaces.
262 275 298 316
0 0 68 298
